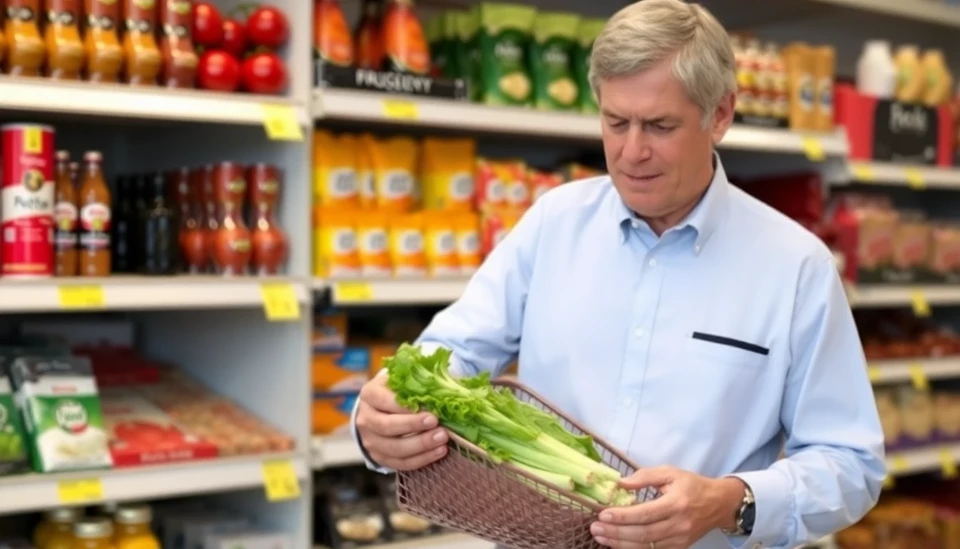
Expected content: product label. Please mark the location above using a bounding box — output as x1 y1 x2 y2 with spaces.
360 228 387 254
1 170 55 277
449 172 474 201
507 181 530 207
332 228 357 255
798 74 815 112
457 230 480 255
327 168 357 199
54 201 78 247
381 171 414 199
398 229 423 255
79 202 111 249
873 100 939 164
484 178 507 205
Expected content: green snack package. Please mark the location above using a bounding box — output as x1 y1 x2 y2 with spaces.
0 373 29 475
426 13 449 78
529 11 581 111
573 18 606 114
472 3 537 106
445 11 471 80
9 355 112 473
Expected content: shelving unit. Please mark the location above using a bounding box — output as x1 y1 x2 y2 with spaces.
312 435 363 470
846 284 960 309
846 161 960 189
317 277 470 306
887 443 960 476
869 357 960 384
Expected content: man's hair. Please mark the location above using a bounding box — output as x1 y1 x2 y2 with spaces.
588 0 737 128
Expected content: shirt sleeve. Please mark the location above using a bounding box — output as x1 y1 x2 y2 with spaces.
350 197 547 473
728 253 886 549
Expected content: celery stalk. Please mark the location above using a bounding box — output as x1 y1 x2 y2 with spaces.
482 430 598 486
511 462 575 491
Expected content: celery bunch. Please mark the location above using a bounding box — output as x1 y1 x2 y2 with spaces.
385 343 635 506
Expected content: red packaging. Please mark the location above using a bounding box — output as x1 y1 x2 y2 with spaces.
1 124 55 278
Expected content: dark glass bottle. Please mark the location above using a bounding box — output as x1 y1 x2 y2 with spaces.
111 175 137 273
140 172 178 275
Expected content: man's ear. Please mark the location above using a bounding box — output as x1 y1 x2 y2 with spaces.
711 92 736 144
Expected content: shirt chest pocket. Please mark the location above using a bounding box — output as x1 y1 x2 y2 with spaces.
686 331 770 369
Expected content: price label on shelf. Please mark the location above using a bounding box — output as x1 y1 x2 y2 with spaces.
867 366 881 383
262 459 300 501
905 167 926 190
334 281 373 302
911 290 931 317
801 137 825 162
908 363 929 391
851 164 876 182
58 478 104 504
940 448 958 479
382 99 419 121
58 285 105 309
261 104 304 141
882 476 895 489
261 283 300 321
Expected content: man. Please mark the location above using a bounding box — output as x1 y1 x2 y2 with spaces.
353 0 886 547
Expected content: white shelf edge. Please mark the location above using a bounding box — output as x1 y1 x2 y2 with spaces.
316 277 470 306
810 0 960 27
359 533 496 549
312 435 363 470
0 276 309 313
847 284 960 308
0 75 307 126
888 443 960 476
869 357 960 383
0 452 308 515
847 161 960 189
313 88 849 156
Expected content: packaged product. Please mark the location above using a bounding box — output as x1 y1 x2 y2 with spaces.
890 210 931 282
528 11 580 111
366 341 397 378
782 42 816 131
356 210 392 277
420 137 477 211
312 393 359 435
812 45 836 131
471 3 537 106
9 355 113 472
312 347 369 394
868 498 941 549
388 212 426 277
922 49 953 107
572 18 605 114
314 207 361 278
558 162 603 181
316 470 388 546
528 169 563 202
930 224 960 282
425 13 448 77
894 44 924 104
314 130 359 209
453 212 481 274
0 371 29 475
476 158 527 211
370 136 418 213
834 524 875 549
934 391 960 439
875 388 902 445
447 11 473 81
313 311 348 353
382 0 431 75
481 206 524 256
355 134 377 209
898 385 935 443
423 211 460 277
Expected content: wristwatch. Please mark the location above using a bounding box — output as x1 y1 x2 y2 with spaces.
722 482 756 536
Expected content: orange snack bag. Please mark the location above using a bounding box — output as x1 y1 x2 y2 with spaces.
314 206 361 278
314 130 359 208
371 136 419 212
389 212 426 276
421 137 477 212
481 207 524 257
424 210 460 276
529 169 563 203
356 133 378 209
357 210 392 277
454 212 481 274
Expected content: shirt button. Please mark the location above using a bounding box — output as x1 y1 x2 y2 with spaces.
634 328 644 339
631 220 640 229
694 245 701 254
649 258 657 267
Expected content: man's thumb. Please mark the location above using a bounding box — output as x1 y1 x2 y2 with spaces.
618 465 674 490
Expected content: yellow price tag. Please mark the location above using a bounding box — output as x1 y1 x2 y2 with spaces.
905 167 926 190
908 363 929 391
940 448 958 478
59 285 105 309
851 164 876 182
261 104 304 141
911 290 931 317
260 283 300 321
58 478 104 504
382 99 419 120
801 137 825 162
262 459 300 501
334 281 374 302
882 475 895 489
867 366 881 383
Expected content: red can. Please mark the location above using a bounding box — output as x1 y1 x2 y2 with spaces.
1 123 56 278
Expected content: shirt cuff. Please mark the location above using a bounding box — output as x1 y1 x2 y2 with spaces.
349 381 395 475
726 469 793 549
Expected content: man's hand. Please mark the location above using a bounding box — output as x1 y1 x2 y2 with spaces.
355 374 449 471
590 466 746 548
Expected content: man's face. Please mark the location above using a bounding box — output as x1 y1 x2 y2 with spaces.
598 57 734 224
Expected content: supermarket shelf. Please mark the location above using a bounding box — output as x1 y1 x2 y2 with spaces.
846 284 960 308
313 89 848 156
312 435 364 470
0 276 309 313
809 0 960 27
869 357 960 384
316 277 470 306
0 452 308 515
0 76 306 125
363 533 496 549
887 443 960 476
847 161 960 189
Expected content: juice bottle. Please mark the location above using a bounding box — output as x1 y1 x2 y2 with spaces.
894 44 923 103
113 505 159 549
381 0 429 75
53 150 79 276
78 151 112 276
354 0 383 69
122 0 161 85
34 508 81 549
44 0 84 79
313 0 353 67
84 0 124 82
73 518 115 549
4 0 45 75
158 0 197 87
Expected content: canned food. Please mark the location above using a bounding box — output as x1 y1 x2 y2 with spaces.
1 123 55 278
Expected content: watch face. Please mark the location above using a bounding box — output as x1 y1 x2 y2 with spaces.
742 502 757 532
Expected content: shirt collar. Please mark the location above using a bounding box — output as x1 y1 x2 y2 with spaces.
613 152 729 254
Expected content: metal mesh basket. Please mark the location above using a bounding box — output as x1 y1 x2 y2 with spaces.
396 378 660 549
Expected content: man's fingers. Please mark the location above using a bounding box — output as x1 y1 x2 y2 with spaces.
591 517 677 546
358 408 438 438
598 494 677 526
362 381 412 414
360 426 449 459
368 445 448 472
619 466 676 490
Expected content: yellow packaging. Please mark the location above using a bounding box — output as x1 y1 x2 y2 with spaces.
314 130 360 208
420 137 477 211
356 133 378 209
371 136 419 212
782 42 815 131
454 212 481 275
314 207 361 278
389 212 426 277
424 211 460 276
357 210 392 277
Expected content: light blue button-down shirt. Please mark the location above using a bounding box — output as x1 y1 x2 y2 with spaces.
356 156 885 549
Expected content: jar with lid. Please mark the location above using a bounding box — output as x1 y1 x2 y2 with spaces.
113 505 159 549
34 507 81 549
73 518 116 549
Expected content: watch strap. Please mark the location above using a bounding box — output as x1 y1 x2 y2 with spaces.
722 482 755 536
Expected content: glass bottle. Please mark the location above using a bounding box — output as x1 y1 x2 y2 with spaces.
53 150 78 276
110 175 136 273
139 171 177 275
78 151 112 277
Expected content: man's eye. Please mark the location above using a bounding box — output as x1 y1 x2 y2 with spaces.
652 124 674 132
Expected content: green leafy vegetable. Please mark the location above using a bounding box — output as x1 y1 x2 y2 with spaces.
385 343 634 506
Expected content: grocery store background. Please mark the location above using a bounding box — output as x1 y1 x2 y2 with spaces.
0 0 957 547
